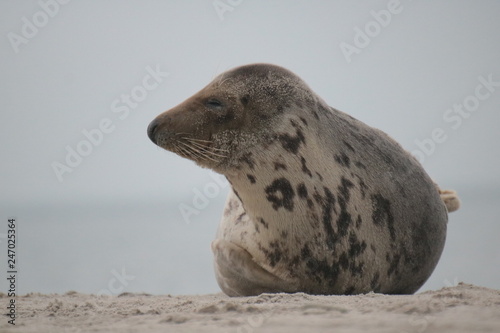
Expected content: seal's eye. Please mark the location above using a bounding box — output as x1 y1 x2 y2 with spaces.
206 99 223 109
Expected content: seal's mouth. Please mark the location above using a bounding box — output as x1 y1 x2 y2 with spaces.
165 134 228 165
147 118 228 167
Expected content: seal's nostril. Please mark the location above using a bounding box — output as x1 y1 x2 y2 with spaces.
147 120 159 144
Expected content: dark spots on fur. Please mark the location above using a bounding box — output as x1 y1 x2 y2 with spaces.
371 194 396 241
235 212 246 225
280 230 288 239
259 241 283 267
313 180 355 253
297 183 308 199
301 246 319 281
278 132 302 154
408 220 432 273
299 117 308 126
214 108 235 124
411 220 429 252
289 254 301 271
268 241 283 267
247 174 256 184
379 150 395 168
313 188 323 205
306 199 314 209
344 232 367 278
410 219 435 268
240 95 249 106
301 235 366 290
334 152 351 168
274 162 287 171
354 174 368 199
307 198 318 209
307 199 318 209
239 152 255 169
325 239 335 251
257 112 271 121
265 178 295 211
370 244 377 253
277 105 284 113
387 253 401 277
400 244 416 272
336 178 354 238
224 198 238 217
301 244 311 259
312 110 319 119
398 183 409 199
338 177 354 203
313 184 349 251
315 172 323 181
354 161 367 169
278 126 306 154
301 244 341 287
348 232 367 258
297 183 314 209
321 187 337 250
336 212 351 239
258 217 269 229
355 215 362 229
339 252 349 270
343 140 355 153
344 286 356 295
350 261 364 277
350 131 406 172
300 156 313 177
370 272 381 291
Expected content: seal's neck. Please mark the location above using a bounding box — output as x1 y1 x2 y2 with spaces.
223 115 327 238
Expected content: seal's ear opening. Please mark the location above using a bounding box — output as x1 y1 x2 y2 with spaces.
240 95 249 106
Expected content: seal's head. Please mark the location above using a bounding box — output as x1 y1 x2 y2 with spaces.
147 63 315 173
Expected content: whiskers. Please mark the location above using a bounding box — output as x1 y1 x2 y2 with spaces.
169 133 229 164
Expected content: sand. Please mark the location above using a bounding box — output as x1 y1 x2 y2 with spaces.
2 283 499 333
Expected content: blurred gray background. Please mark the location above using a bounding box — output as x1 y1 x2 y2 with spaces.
1 0 499 296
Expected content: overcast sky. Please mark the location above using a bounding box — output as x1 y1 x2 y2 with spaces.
1 1 499 295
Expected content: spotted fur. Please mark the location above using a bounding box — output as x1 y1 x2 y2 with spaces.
147 63 460 297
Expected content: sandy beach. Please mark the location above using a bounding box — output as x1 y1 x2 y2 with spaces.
2 283 499 333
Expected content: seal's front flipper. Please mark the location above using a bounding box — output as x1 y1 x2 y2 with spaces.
212 239 295 297
438 188 460 213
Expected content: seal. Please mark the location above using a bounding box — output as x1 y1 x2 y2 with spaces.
147 63 460 296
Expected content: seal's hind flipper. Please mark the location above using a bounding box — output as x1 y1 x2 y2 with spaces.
439 189 460 213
